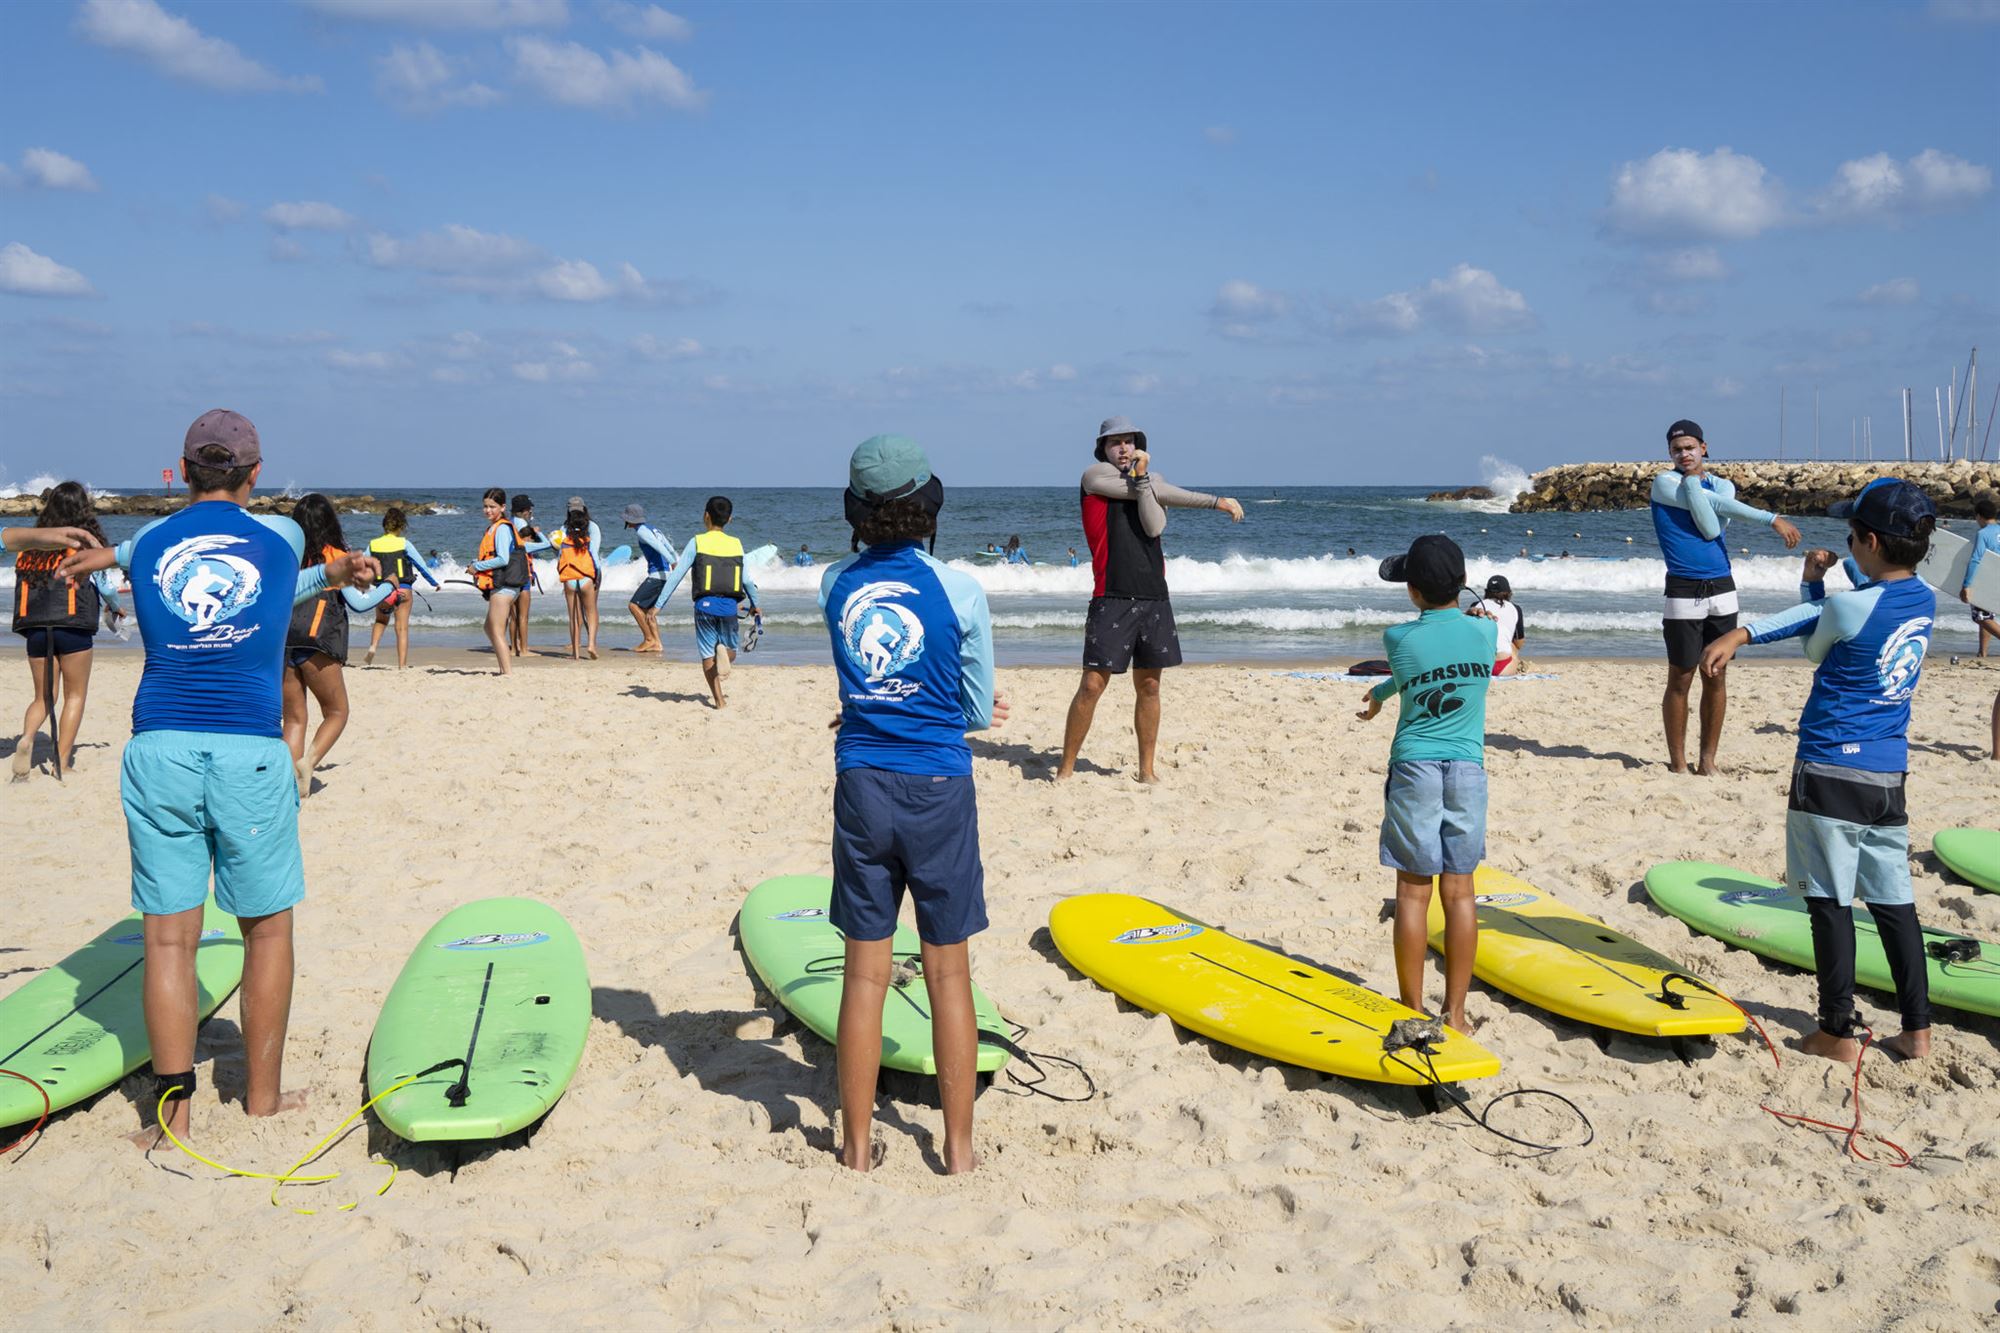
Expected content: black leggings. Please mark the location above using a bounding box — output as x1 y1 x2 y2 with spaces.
1806 896 1932 1035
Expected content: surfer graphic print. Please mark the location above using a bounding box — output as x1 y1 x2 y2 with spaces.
819 540 994 776
119 501 313 737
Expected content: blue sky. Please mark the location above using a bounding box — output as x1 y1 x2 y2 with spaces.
1 0 1995 489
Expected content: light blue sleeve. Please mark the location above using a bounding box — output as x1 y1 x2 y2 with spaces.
1679 474 1725 540
816 559 847 613
922 554 995 730
1965 527 1999 589
656 539 700 602
1702 475 1778 527
91 569 122 615
589 521 603 569
294 565 330 604
1745 600 1824 646
469 523 515 572
406 546 440 586
113 516 169 570
744 567 760 607
515 519 552 556
1801 586 1880 664
636 526 674 570
341 580 396 612
251 514 309 563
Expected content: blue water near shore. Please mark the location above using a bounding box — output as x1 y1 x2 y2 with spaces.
5 483 1985 664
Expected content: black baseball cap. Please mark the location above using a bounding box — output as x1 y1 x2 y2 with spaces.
1484 574 1511 597
1666 419 1704 444
1379 534 1466 595
1828 477 1937 538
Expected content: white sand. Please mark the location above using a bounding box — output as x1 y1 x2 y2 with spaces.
3 652 1999 1327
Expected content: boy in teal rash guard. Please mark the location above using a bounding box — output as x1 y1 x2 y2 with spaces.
1356 534 1492 1034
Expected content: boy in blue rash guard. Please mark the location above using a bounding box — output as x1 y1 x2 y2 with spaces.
819 434 1007 1174
623 502 676 653
1650 419 1803 775
59 410 380 1144
1962 494 2000 659
1355 534 1491 1035
1701 478 1937 1063
655 496 761 708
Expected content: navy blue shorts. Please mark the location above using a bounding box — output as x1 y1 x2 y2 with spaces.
21 627 93 658
831 768 987 945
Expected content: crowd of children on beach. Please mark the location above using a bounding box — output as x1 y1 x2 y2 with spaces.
5 408 1997 1172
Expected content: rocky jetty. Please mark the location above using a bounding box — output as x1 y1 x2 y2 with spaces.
1512 460 1995 516
1424 485 1496 502
0 491 446 519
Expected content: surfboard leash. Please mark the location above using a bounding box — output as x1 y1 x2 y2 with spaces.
1385 1041 1595 1155
1659 973 1911 1169
0 1069 52 1158
980 1021 1098 1103
144 1058 466 1213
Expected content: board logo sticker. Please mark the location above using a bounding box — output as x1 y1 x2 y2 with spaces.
1112 923 1203 945
1473 893 1536 908
1719 887 1789 906
770 907 828 921
113 928 226 946
438 931 550 951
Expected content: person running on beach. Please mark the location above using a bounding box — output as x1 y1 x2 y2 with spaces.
284 494 395 797
11 481 123 779
363 506 440 669
59 409 379 1144
1699 478 1937 1062
624 503 676 653
1469 574 1525 676
1650 419 1801 774
654 495 761 708
1961 494 1999 658
820 435 1006 1173
551 499 604 660
469 487 528 674
1354 535 1491 1035
508 494 550 657
1057 414 1242 783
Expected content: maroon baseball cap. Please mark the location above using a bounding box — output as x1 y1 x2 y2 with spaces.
183 409 261 465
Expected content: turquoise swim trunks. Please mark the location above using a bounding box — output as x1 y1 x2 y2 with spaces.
695 610 739 659
121 730 305 918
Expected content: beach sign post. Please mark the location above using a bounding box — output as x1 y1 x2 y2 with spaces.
161 466 173 496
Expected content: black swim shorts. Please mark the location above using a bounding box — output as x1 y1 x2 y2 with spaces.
1083 596 1182 673
1662 574 1738 670
631 575 666 611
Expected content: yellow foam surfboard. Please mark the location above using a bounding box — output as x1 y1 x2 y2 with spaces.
1426 866 1745 1038
1050 893 1500 1086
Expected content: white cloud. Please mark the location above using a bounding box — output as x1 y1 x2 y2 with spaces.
1208 279 1291 339
1648 246 1729 282
302 0 568 27
76 0 322 94
631 332 705 360
1928 0 2000 23
535 258 616 301
1858 277 1921 306
263 200 356 231
204 193 245 224
1817 148 1992 219
600 2 691 39
376 41 502 111
14 149 99 192
1344 264 1535 336
0 243 96 297
1203 126 1236 146
365 223 541 273
326 348 398 372
1606 146 1786 240
511 348 594 382
507 35 705 111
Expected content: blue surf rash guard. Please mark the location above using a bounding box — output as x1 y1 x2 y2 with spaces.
1745 558 1933 772
1649 471 1777 580
634 524 675 575
115 501 328 738
819 541 996 777
1964 523 2000 592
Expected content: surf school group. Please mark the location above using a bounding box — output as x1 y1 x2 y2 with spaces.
4 408 2000 1178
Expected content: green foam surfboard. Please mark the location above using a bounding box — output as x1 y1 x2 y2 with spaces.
1 900 242 1128
1645 860 2000 1019
1934 829 2000 894
366 898 591 1142
737 875 1011 1075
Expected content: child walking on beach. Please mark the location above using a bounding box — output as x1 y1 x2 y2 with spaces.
1699 478 1937 1061
655 495 760 708
1355 534 1492 1034
820 435 1006 1173
11 481 122 779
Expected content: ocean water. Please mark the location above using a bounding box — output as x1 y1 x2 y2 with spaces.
3 478 1986 664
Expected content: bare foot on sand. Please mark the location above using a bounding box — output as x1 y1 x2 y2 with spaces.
1878 1029 1930 1061
1798 1028 1862 1063
294 757 314 800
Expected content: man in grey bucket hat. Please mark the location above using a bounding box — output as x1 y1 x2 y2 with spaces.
1059 415 1244 783
623 501 677 652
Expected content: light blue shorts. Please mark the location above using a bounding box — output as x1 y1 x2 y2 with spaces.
695 611 738 660
1380 759 1487 877
121 730 305 919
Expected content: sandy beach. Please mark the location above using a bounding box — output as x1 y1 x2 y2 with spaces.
3 651 1999 1328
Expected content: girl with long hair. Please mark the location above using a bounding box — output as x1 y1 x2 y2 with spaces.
363 505 440 669
283 493 394 796
552 502 603 659
10 481 120 778
467 487 526 674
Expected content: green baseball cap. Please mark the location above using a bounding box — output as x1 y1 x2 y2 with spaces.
847 434 932 501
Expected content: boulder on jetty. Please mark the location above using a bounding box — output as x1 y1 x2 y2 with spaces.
1512 460 1995 517
0 491 446 519
1425 485 1496 502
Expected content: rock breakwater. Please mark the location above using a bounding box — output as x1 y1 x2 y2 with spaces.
0 492 444 519
1513 460 1995 516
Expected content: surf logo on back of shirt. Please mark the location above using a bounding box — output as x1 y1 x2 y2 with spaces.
1875 616 1931 700
839 580 926 686
155 533 264 637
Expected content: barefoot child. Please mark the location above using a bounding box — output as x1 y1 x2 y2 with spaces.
819 435 1006 1173
60 410 379 1142
623 502 675 653
1699 477 1937 1062
655 496 761 708
1355 534 1491 1033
